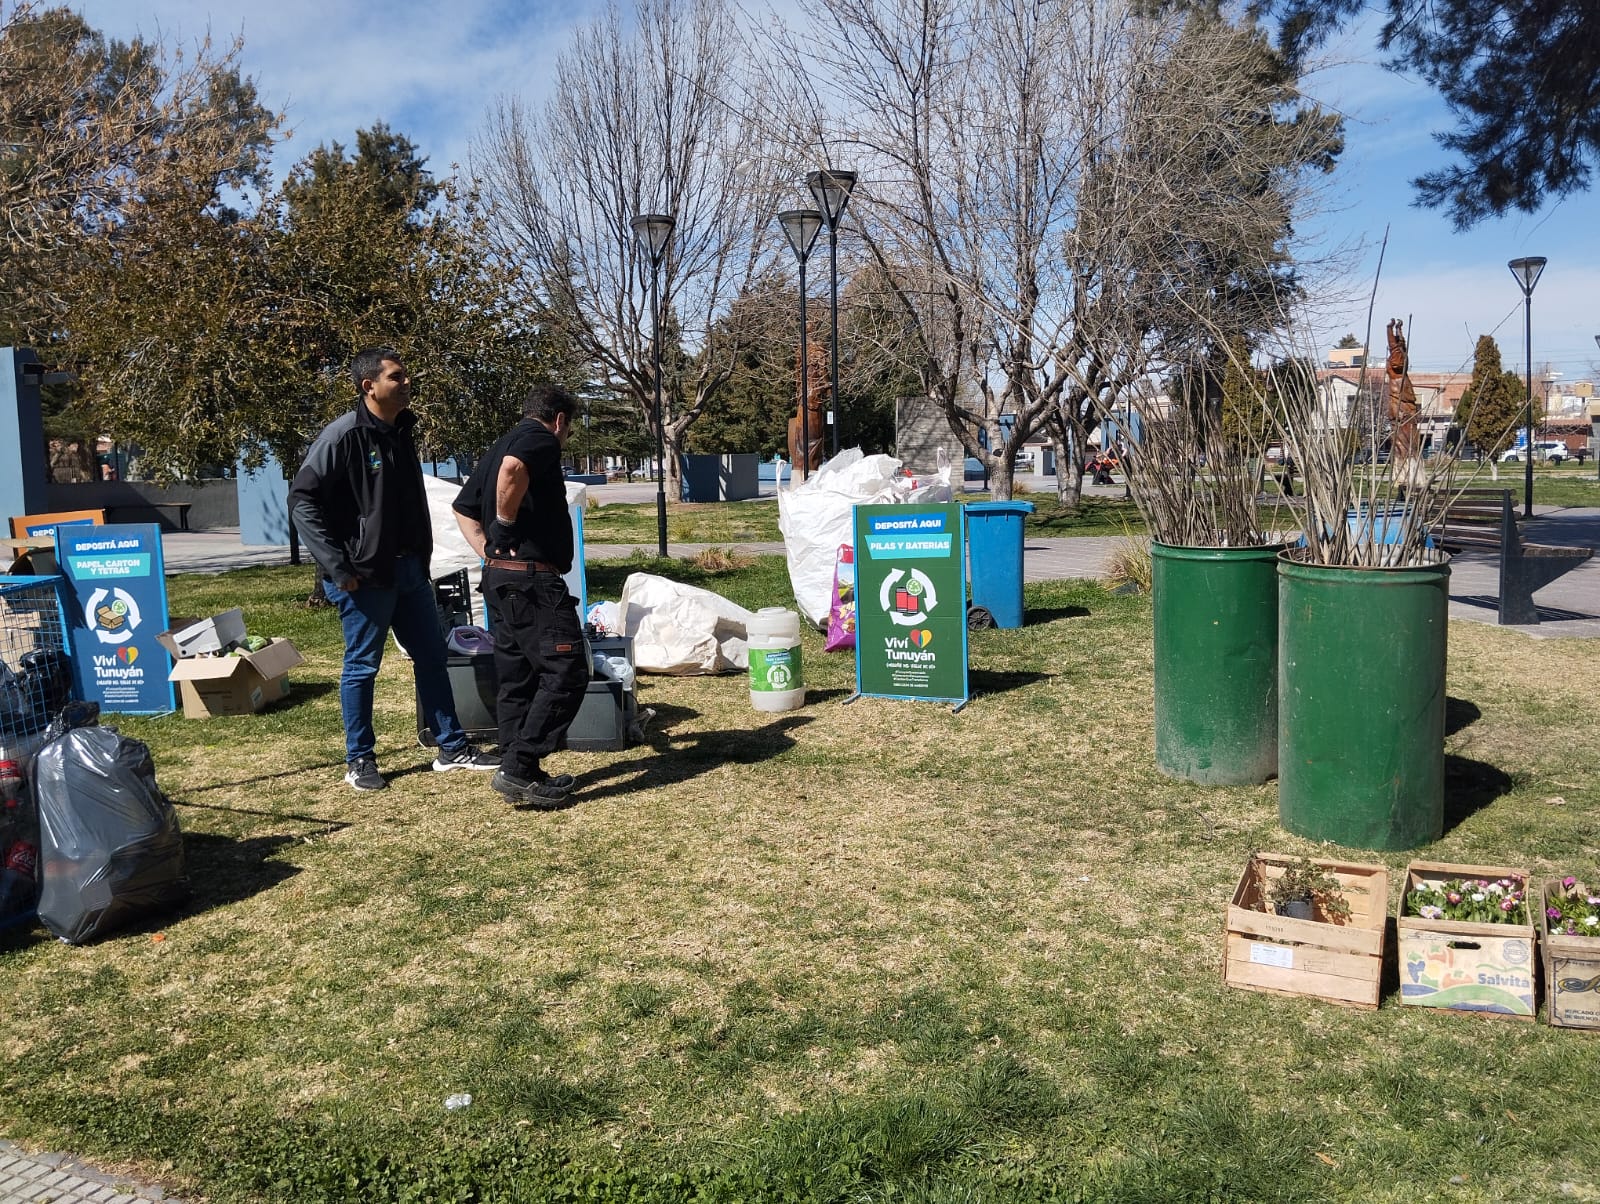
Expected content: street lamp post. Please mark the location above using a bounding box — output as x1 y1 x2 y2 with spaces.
778 208 824 483
806 169 857 457
632 213 676 557
1594 334 1600 481
1507 257 1547 519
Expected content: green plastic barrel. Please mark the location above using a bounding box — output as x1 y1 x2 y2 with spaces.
1151 542 1284 785
1277 553 1449 850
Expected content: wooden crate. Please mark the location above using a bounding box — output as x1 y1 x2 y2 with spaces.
1223 853 1388 1009
1397 860 1536 1020
1540 877 1600 1030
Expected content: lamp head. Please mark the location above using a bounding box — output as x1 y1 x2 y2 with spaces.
806 169 857 228
631 213 676 265
778 208 824 261
1507 255 1547 296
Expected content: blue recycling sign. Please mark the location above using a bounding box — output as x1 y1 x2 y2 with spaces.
56 523 175 714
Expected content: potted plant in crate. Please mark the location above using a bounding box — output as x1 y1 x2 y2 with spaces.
1223 852 1387 1009
1398 861 1536 1018
1267 857 1354 922
1117 354 1293 787
1541 876 1600 1029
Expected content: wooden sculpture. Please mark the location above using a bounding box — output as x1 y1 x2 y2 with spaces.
1385 318 1421 468
786 336 828 477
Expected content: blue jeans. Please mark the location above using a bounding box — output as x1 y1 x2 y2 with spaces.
324 554 467 763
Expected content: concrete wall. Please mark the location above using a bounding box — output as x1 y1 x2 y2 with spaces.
680 454 759 502
44 479 239 531
2 347 51 523
894 396 948 482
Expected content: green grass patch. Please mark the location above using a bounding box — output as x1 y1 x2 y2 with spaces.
1 561 1598 1201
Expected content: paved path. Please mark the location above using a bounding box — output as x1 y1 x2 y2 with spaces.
0 1139 182 1204
159 507 1600 639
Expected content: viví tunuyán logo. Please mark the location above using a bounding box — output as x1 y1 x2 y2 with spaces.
86 587 141 644
118 646 139 665
879 568 938 626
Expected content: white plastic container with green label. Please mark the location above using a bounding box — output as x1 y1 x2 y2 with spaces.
747 607 805 712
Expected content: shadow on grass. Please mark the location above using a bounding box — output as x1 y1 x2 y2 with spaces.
177 832 303 914
571 714 814 802
180 759 349 802
1026 605 1090 624
1445 696 1482 737
1442 753 1514 834
806 687 852 704
271 680 337 707
0 833 304 949
967 668 1051 697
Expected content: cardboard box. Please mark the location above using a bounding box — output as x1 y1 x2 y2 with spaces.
1540 877 1600 1030
1223 853 1389 1010
1397 860 1536 1020
156 609 248 659
3 538 57 576
167 638 303 718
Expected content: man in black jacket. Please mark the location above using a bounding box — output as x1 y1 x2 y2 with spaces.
452 383 588 807
289 347 498 790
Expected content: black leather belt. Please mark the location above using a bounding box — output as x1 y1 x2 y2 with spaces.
485 558 561 574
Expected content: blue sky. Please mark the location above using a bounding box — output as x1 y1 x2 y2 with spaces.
69 0 1600 387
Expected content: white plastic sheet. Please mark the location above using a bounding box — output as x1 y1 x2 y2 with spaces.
617 573 755 675
421 475 590 629
776 448 953 628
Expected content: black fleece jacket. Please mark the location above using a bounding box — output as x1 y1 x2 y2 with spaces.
287 399 433 588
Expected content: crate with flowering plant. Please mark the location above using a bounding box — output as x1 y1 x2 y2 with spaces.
1398 860 1536 1019
1541 876 1600 1029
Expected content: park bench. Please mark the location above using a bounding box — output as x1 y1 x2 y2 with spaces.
1427 487 1592 625
106 500 193 531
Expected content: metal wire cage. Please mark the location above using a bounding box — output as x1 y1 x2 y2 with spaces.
0 576 73 743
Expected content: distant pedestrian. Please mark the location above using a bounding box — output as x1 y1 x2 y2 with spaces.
452 383 589 808
289 347 499 791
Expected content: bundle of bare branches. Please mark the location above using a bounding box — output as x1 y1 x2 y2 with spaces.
1114 378 1288 550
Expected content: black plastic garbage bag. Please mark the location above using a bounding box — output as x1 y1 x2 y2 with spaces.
35 724 188 944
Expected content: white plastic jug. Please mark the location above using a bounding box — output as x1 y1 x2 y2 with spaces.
747 607 805 712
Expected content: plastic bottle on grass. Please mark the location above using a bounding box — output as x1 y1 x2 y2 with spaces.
0 838 37 915
747 608 805 713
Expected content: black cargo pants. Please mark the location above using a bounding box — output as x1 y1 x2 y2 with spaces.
483 566 589 780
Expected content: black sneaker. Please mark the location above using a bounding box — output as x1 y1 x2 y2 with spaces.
433 745 500 772
344 755 386 791
491 768 572 806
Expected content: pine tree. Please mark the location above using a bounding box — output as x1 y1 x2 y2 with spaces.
1456 335 1526 462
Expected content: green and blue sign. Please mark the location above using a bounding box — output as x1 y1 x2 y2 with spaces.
57 523 174 714
853 502 968 706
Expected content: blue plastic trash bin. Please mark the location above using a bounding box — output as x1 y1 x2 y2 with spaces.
964 501 1034 628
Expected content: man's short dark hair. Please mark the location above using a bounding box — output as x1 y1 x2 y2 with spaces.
351 347 402 394
522 382 579 424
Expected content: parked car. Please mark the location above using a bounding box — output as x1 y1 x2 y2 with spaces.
1538 441 1571 463
1500 442 1568 463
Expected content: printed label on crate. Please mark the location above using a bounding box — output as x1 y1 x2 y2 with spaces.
1249 942 1295 969
853 503 968 705
57 523 175 715
1550 956 1600 1028
1400 934 1536 1015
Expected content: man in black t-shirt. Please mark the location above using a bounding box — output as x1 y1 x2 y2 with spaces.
452 383 589 806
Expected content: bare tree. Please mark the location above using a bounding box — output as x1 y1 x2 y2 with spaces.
475 0 787 495
769 0 1339 502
